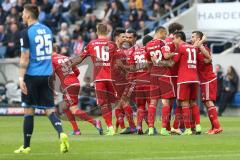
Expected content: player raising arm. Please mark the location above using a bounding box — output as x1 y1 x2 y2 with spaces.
191 31 223 134
67 23 118 136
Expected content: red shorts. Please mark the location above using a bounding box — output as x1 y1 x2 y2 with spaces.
150 75 175 99
63 84 80 107
114 83 129 99
200 79 217 102
171 76 177 97
135 84 150 105
177 83 199 101
95 81 117 106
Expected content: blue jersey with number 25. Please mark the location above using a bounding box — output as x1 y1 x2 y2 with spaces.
20 22 53 76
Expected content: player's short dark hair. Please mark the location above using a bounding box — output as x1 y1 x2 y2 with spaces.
113 27 125 38
142 35 153 46
155 26 166 33
126 28 137 38
192 31 203 40
24 4 39 20
174 31 186 42
53 44 61 53
168 23 183 34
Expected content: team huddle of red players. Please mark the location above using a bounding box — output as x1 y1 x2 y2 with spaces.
52 22 223 136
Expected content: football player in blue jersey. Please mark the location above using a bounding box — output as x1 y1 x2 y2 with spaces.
14 4 69 154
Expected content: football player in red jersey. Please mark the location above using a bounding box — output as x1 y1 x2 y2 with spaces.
68 23 118 135
191 31 223 134
145 26 175 136
171 31 203 135
52 45 103 135
128 35 153 134
165 23 185 134
114 29 139 134
112 28 130 133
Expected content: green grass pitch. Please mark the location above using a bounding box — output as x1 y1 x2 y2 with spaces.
0 116 239 160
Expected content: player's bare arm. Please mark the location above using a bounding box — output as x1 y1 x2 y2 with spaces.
163 52 175 59
158 60 175 67
195 34 211 59
116 59 135 72
204 58 212 64
151 56 175 67
69 55 85 67
19 50 30 95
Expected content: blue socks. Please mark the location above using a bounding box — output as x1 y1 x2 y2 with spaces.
48 112 63 137
23 115 34 148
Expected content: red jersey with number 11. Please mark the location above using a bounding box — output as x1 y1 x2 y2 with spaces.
81 38 117 82
172 42 203 84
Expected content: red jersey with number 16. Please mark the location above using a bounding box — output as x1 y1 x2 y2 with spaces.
172 42 203 84
81 38 117 82
52 54 80 89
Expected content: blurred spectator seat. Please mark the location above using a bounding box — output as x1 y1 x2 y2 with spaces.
0 83 7 104
5 81 21 104
231 92 240 108
0 46 6 58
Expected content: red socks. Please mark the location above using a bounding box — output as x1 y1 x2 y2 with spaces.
101 105 112 127
115 108 125 129
182 106 191 129
208 106 221 129
63 109 79 131
148 105 156 128
75 109 95 126
123 105 135 128
137 105 146 129
191 104 201 125
173 106 182 129
161 105 171 128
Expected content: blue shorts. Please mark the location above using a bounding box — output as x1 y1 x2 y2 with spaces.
21 75 54 109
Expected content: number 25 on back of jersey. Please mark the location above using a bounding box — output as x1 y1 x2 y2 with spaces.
35 33 53 61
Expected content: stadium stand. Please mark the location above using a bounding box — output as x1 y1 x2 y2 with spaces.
0 0 240 116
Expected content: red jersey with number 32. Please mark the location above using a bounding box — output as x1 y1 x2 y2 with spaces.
81 38 117 82
127 45 149 82
197 45 216 83
173 43 202 84
52 54 80 89
145 39 171 76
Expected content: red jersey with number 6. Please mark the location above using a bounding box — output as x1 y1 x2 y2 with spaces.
81 38 117 82
172 42 203 84
127 45 149 83
52 53 80 89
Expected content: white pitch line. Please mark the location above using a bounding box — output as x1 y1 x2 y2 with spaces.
129 154 240 160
